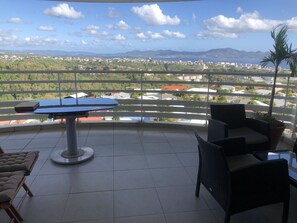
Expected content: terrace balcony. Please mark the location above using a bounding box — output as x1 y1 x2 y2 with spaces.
0 69 297 223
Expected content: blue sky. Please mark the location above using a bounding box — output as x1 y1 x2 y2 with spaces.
0 0 297 54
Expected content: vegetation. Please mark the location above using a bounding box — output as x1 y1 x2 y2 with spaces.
260 25 297 117
253 111 283 126
0 52 296 109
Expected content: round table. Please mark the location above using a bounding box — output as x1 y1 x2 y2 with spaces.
34 98 118 165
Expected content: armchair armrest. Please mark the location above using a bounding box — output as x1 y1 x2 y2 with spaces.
208 119 228 141
230 159 289 211
212 137 247 156
246 118 270 137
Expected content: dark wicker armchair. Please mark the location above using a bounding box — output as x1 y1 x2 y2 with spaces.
194 133 290 223
208 104 270 152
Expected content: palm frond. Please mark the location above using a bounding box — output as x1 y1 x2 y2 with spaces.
260 53 274 67
261 24 296 117
262 25 294 68
288 53 297 76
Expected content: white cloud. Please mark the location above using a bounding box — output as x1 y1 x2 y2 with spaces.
197 31 238 39
107 7 120 18
107 20 130 30
82 25 100 35
114 34 126 41
38 25 55 32
43 3 84 19
147 31 163 39
136 30 185 40
0 30 71 47
196 10 293 39
136 32 147 40
22 36 72 47
8 17 23 24
117 20 130 30
131 4 180 26
286 17 297 29
0 30 17 44
24 36 60 46
162 30 186 39
81 40 88 45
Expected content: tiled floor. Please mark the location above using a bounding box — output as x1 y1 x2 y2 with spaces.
0 124 296 223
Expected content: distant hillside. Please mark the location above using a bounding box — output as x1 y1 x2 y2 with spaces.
0 48 267 64
115 48 266 61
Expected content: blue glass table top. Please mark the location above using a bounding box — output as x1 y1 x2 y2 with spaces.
35 98 118 114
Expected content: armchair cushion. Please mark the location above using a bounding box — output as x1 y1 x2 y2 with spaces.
246 118 270 136
228 127 269 145
226 154 260 171
212 137 247 156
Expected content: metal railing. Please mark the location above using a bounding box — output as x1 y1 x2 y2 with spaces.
0 69 296 137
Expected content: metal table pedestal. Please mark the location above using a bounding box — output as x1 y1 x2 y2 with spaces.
51 117 94 165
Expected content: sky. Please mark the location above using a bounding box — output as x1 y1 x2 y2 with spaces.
0 0 297 54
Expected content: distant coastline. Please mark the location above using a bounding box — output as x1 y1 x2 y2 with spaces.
150 57 262 64
0 47 267 65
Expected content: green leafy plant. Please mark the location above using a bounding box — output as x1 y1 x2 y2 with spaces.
253 112 284 127
260 24 296 117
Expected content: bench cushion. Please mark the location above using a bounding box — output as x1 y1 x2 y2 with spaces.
0 171 24 203
0 151 39 175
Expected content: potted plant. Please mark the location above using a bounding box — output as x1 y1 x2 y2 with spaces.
259 24 296 150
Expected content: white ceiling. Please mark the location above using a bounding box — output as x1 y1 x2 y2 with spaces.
48 0 199 3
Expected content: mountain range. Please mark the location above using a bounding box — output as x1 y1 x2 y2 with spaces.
0 48 267 64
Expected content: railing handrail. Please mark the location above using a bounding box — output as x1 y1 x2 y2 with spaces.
0 69 291 76
0 69 296 138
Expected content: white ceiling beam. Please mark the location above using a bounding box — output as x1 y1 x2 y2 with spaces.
48 0 200 3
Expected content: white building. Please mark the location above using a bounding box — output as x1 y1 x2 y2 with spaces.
187 88 217 93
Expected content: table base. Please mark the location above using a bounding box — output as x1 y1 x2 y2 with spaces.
51 147 94 165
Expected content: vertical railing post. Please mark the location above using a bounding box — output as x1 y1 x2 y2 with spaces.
283 75 296 138
57 72 62 105
292 89 297 138
140 71 144 123
282 75 290 122
74 72 78 104
206 73 211 125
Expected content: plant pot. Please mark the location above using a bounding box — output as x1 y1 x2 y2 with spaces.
269 122 286 150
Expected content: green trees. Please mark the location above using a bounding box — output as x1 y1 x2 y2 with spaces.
217 95 227 103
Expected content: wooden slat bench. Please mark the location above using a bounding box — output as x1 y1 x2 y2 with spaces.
0 171 33 223
0 147 39 222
